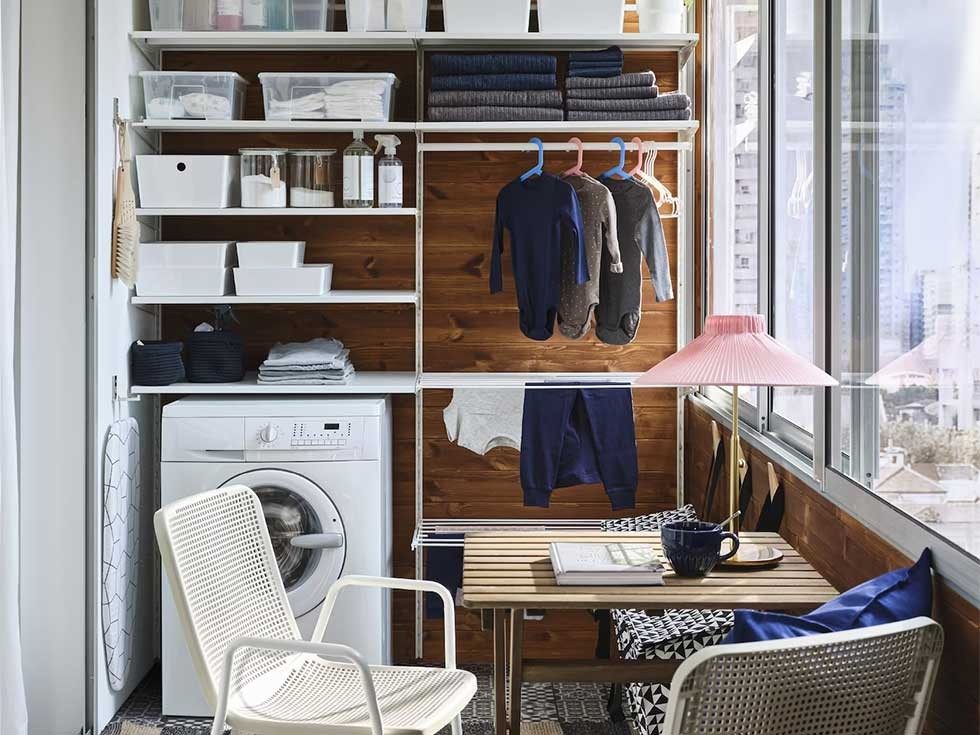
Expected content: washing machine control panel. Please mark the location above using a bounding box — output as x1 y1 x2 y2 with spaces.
244 417 369 458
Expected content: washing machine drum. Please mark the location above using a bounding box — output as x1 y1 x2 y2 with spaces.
222 468 346 619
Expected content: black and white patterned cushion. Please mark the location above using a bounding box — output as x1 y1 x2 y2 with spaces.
601 506 734 735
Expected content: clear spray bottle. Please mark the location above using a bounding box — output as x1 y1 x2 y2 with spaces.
375 134 403 209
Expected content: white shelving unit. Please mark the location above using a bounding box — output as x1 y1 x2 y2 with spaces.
131 290 418 305
133 119 418 133
135 207 418 217
421 372 644 388
131 371 418 395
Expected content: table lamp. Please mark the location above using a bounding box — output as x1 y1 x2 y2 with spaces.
635 314 837 562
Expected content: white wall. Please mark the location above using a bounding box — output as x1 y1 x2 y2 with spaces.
18 0 88 733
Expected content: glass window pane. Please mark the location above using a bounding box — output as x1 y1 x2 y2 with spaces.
833 1 980 558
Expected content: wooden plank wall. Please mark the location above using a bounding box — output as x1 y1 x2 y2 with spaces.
684 400 980 735
158 36 689 663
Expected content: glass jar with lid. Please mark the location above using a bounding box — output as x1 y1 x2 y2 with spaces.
240 148 288 208
288 149 337 208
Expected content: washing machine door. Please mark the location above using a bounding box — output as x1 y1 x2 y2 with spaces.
222 469 346 619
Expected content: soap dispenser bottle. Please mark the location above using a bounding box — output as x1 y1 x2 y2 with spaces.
343 129 375 208
375 134 403 209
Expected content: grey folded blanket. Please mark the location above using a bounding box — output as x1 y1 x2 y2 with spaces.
566 72 656 89
427 89 564 108
567 85 660 100
566 94 691 112
428 106 564 122
566 108 692 121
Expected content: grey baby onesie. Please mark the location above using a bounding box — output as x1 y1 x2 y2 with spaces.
558 174 623 339
596 177 674 345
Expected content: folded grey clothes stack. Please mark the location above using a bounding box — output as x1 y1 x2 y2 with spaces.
427 89 564 108
567 108 692 121
566 71 657 89
428 106 564 122
257 337 355 384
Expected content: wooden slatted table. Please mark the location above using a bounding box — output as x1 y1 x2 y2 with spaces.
461 531 838 735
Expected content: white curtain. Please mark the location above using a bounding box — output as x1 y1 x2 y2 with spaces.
0 0 27 733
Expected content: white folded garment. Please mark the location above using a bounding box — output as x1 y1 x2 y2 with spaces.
323 80 389 97
259 356 352 374
324 97 385 120
257 367 355 384
262 337 347 368
179 92 232 118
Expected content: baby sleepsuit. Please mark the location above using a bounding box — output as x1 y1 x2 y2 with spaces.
596 177 674 345
491 173 587 340
557 174 623 339
443 388 524 455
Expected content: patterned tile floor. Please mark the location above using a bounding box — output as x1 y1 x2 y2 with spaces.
103 666 633 735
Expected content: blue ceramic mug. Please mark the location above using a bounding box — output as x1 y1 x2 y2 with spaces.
661 521 740 577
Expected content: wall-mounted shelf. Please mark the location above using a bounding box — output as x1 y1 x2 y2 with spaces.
131 371 418 395
421 371 644 389
418 120 699 139
135 207 418 217
133 119 418 133
416 32 699 54
131 290 418 305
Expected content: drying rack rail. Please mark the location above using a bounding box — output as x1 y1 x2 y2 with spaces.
412 518 606 550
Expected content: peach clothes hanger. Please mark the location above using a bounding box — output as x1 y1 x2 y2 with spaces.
561 137 585 177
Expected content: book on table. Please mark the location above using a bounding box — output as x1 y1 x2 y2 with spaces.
549 542 666 586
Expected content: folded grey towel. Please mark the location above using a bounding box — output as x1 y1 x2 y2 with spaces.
566 72 656 89
259 362 351 373
257 375 354 385
566 108 692 121
427 89 563 108
566 94 691 112
257 367 355 383
567 85 660 100
428 106 564 122
262 337 347 368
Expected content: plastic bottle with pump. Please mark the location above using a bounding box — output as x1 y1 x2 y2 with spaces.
375 135 403 209
343 129 374 208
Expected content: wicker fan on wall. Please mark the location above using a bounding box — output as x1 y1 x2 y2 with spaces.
111 120 138 287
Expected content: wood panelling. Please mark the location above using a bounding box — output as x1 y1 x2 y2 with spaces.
684 400 980 735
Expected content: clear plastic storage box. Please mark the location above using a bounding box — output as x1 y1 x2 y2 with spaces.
149 0 336 31
140 71 248 121
442 0 530 32
259 73 398 122
136 155 241 208
345 0 426 31
149 0 215 30
537 0 624 32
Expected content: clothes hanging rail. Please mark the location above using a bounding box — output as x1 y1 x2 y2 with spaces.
412 518 606 550
419 140 692 153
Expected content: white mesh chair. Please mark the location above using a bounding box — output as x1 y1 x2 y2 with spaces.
661 617 943 735
154 486 477 735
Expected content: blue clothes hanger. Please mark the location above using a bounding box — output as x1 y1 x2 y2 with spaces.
520 137 545 181
601 136 631 180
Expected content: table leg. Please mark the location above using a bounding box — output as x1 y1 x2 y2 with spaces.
493 609 508 735
509 609 525 735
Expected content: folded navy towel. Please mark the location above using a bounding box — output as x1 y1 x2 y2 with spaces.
428 89 564 108
429 106 564 122
568 46 624 64
566 107 692 121
430 73 558 92
569 61 623 71
568 67 624 79
566 93 690 112
566 71 656 89
567 85 660 100
431 53 558 76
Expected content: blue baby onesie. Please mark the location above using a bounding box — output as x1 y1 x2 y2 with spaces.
491 173 587 340
520 385 638 509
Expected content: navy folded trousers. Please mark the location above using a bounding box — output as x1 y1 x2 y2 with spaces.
520 385 638 509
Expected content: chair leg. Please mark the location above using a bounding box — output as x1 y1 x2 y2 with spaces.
452 714 463 735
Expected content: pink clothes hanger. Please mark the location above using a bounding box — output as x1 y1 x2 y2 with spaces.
627 136 645 177
561 137 585 177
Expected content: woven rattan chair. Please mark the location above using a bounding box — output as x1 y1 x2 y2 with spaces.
154 485 477 735
661 616 944 735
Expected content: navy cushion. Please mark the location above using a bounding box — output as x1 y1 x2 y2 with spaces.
723 549 933 644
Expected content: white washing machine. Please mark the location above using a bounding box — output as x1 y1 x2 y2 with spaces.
160 396 392 716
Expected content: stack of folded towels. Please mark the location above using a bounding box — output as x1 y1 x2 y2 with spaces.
257 337 355 385
567 46 625 79
427 53 563 122
565 71 692 122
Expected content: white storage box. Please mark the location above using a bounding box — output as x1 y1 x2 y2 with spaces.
140 71 247 121
233 265 332 296
136 155 241 208
346 0 426 31
149 0 215 31
443 0 529 32
236 241 306 268
140 241 236 268
538 0 624 33
136 267 234 297
258 72 398 122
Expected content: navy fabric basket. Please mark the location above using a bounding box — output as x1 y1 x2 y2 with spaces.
130 341 185 386
186 330 245 383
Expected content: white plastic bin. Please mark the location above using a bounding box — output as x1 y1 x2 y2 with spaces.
236 241 306 267
259 72 398 122
149 0 215 30
140 71 247 121
136 268 234 297
233 265 332 296
136 155 241 208
346 0 426 31
443 0 529 32
537 0 624 33
140 241 236 268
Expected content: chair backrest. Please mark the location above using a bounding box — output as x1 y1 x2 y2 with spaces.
662 617 943 735
154 486 300 705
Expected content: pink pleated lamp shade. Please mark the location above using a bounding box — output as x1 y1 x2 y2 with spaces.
636 314 839 388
